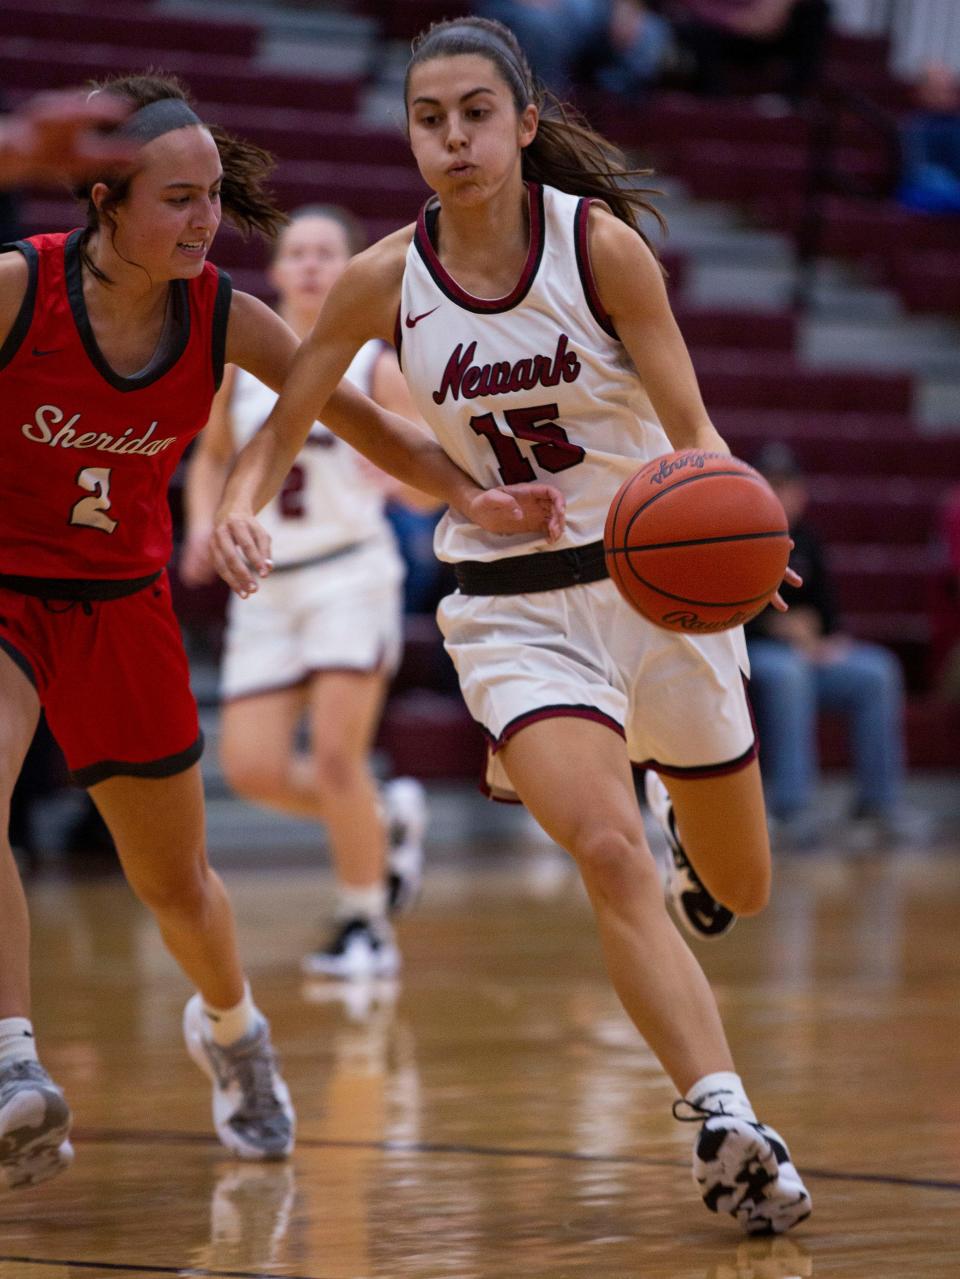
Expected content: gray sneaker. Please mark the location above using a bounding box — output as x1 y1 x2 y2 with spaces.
0 1059 73 1191
183 995 295 1160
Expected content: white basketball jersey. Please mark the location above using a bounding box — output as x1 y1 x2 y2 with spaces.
399 182 673 563
230 340 388 566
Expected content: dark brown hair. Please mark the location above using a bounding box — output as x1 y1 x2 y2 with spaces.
75 72 287 283
404 17 666 258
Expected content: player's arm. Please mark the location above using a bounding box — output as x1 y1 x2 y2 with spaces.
180 364 238 587
591 208 801 607
0 90 137 187
366 347 442 512
215 248 564 596
588 206 729 456
0 253 29 347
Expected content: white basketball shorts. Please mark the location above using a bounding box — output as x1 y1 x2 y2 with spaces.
221 532 404 700
437 575 756 802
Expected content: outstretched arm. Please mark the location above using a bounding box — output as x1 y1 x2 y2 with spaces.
215 264 564 595
0 90 138 187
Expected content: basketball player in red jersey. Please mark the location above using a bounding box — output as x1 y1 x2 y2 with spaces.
211 21 811 1235
0 71 562 1192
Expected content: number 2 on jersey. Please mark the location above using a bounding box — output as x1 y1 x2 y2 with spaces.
469 403 585 484
70 467 117 534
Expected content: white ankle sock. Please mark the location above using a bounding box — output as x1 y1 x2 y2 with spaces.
685 1071 756 1121
201 983 259 1047
0 1017 39 1068
336 883 388 922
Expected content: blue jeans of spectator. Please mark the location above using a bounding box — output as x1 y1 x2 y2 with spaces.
747 637 905 819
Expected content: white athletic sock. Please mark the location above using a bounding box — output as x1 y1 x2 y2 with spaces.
685 1071 756 1121
0 1017 39 1069
336 883 388 922
201 983 259 1047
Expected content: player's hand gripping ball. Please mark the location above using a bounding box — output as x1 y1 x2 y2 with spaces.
603 450 790 633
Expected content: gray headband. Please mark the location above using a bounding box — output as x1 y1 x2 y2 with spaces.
117 98 203 143
430 24 531 97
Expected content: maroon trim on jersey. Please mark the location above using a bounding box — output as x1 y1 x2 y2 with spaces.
637 737 758 780
414 182 545 314
485 703 626 754
212 271 232 391
64 229 191 393
0 635 37 689
0 240 39 371
393 305 403 364
72 731 204 788
574 199 618 340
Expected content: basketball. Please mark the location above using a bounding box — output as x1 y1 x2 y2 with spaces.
603 450 791 633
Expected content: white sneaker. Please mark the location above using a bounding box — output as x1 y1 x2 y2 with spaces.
383 777 427 914
644 770 736 940
183 996 295 1160
301 917 401 980
691 1113 812 1235
0 1059 73 1191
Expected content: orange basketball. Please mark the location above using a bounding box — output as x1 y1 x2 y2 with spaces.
603 450 790 633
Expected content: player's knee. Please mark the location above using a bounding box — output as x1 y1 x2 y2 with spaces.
312 749 361 801
135 863 210 922
221 751 285 803
711 863 770 917
570 826 659 902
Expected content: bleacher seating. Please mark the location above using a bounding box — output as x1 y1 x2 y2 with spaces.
8 0 958 776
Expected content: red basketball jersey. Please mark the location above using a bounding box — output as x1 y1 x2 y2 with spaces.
0 230 230 579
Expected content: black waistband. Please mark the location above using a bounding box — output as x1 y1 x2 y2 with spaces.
453 540 609 596
0 570 162 601
270 538 369 575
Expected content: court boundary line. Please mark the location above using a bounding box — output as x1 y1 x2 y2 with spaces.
70 1127 960 1193
0 1257 327 1279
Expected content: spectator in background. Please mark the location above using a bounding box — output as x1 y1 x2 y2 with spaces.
667 0 830 105
897 62 960 215
474 0 675 98
0 91 22 243
745 444 910 849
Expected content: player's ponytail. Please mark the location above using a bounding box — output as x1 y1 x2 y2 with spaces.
75 72 287 283
405 17 665 262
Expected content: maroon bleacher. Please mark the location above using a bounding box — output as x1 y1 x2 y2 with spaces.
9 0 957 775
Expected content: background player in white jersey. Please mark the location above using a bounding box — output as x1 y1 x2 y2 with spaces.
209 17 810 1236
182 206 431 979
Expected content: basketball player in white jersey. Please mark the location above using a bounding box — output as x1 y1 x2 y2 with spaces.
208 18 811 1235
182 207 430 979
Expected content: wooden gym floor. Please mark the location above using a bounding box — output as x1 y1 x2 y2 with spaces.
3 834 960 1279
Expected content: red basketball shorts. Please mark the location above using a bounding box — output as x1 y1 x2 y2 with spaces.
0 571 202 787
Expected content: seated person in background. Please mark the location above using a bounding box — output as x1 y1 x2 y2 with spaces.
666 0 831 105
474 0 674 98
897 62 960 215
930 483 960 699
745 444 910 848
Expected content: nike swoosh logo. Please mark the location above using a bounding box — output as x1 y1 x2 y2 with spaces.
32 347 62 357
405 306 440 329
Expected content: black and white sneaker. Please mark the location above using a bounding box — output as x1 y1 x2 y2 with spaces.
678 1103 812 1236
301 917 400 980
644 770 736 940
383 778 427 914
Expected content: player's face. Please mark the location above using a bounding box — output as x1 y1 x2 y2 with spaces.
268 216 352 314
406 54 538 207
108 126 223 279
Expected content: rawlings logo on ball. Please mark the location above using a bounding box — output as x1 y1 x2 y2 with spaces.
648 451 728 486
662 610 754 633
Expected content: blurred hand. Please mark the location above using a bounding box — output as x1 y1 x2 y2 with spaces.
211 509 273 598
467 482 565 543
0 89 138 187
